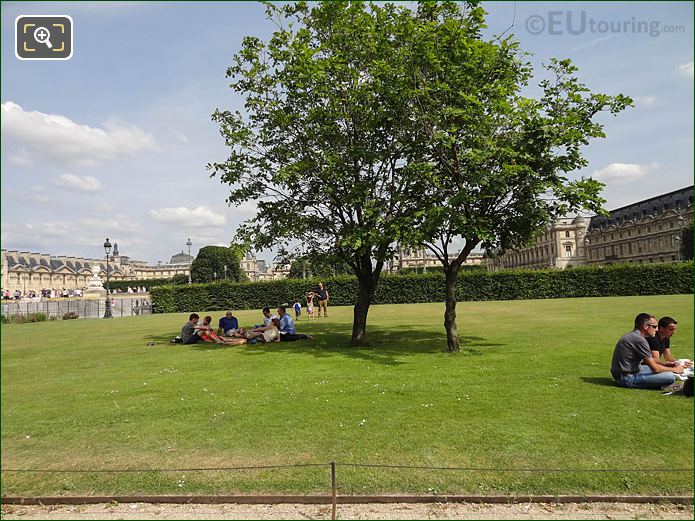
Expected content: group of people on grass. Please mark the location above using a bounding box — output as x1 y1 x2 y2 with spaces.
292 282 329 321
180 305 313 347
611 313 692 392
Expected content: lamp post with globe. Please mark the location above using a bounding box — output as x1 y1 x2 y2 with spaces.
103 238 113 319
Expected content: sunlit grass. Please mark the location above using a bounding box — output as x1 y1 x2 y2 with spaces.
2 295 693 496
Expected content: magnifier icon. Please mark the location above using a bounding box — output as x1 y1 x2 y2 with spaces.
33 26 53 49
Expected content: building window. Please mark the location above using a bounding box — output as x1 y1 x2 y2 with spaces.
565 245 572 257
565 231 570 238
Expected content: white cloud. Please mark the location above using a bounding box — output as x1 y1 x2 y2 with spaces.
8 149 33 167
678 61 693 79
149 206 226 227
1 102 160 167
634 96 657 108
52 174 103 193
172 130 189 143
591 162 660 184
569 34 617 54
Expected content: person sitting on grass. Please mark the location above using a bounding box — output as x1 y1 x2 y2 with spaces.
277 306 313 341
245 317 282 344
196 316 247 346
648 316 692 367
217 310 239 336
181 313 201 344
611 313 684 391
254 307 276 329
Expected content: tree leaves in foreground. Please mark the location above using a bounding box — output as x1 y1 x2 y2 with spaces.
399 2 632 351
209 1 428 344
209 1 632 350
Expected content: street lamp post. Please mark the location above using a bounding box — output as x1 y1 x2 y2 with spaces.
103 238 113 319
186 238 192 284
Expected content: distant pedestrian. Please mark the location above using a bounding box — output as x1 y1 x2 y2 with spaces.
305 292 315 321
293 300 301 320
315 282 329 318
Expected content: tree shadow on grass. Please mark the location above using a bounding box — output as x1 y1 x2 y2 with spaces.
144 325 506 365
237 324 506 366
580 376 617 388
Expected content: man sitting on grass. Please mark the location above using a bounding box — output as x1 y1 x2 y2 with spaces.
277 306 313 341
611 313 684 390
648 316 691 366
181 313 200 344
217 310 239 336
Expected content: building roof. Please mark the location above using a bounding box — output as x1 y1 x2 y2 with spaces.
589 186 693 230
170 251 193 264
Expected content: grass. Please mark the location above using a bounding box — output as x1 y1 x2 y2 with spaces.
1 295 693 497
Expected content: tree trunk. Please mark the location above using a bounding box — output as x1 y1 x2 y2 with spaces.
350 256 383 346
351 277 373 345
444 267 460 353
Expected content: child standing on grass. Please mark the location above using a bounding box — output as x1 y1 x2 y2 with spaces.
293 300 301 320
305 291 315 321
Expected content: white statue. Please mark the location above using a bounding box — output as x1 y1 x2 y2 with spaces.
83 264 106 299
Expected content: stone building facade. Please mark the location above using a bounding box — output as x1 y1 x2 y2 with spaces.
241 252 291 282
486 216 591 270
389 248 484 273
585 186 693 265
1 245 191 294
486 186 694 270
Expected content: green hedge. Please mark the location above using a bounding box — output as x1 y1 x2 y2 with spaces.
150 262 694 313
107 277 178 292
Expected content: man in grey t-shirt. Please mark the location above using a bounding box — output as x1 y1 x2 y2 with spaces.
611 313 683 389
181 313 201 344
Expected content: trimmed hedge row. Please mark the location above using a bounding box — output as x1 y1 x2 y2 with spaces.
150 262 694 313
107 277 177 292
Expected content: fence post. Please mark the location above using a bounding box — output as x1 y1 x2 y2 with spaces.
331 461 337 520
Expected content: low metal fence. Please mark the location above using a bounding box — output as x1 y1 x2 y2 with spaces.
1 297 152 319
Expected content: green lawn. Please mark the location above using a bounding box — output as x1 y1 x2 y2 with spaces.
1 295 693 497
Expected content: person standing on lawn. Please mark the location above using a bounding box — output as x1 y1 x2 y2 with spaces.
293 300 302 320
611 313 684 390
315 282 329 318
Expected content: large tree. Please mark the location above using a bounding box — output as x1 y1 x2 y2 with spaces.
209 2 426 344
190 245 246 283
283 250 352 280
400 2 632 351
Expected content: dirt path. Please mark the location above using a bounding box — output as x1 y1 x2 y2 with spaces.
2 502 692 520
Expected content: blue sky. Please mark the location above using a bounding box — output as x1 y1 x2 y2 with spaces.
1 1 692 264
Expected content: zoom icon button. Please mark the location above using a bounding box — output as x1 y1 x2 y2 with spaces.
16 15 73 60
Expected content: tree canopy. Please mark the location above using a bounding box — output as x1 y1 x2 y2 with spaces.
209 1 429 343
210 1 631 349
396 2 632 351
190 245 246 283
